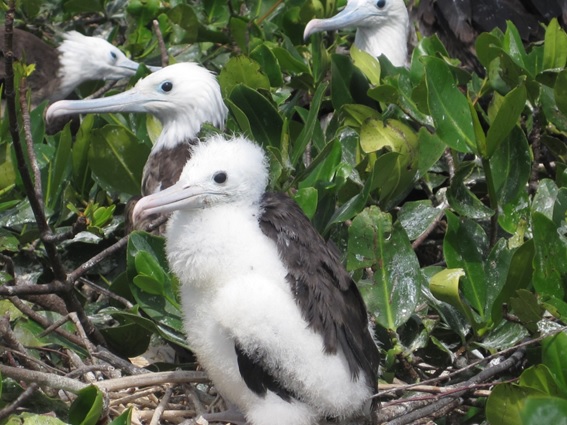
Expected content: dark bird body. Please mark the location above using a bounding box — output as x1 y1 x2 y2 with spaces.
133 135 380 424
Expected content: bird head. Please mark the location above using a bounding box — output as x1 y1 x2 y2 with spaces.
132 135 268 223
304 0 408 35
46 62 228 149
56 31 160 100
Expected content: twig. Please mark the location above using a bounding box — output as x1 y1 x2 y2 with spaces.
79 277 134 308
255 0 284 25
19 77 43 206
0 382 38 421
95 371 209 392
85 80 118 100
43 216 88 244
110 387 161 406
0 281 66 296
8 296 87 348
411 205 446 250
0 315 44 371
153 20 168 67
150 385 173 425
0 364 86 393
94 345 152 375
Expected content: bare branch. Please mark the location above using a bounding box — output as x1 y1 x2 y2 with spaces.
153 20 169 67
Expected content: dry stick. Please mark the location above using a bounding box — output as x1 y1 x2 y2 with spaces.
79 277 134 309
44 215 88 244
3 4 103 346
0 364 86 393
411 205 447 250
0 315 44 371
381 349 525 425
85 80 118 100
95 371 210 392
94 345 152 376
153 20 169 67
19 79 43 206
150 385 173 425
9 296 87 348
0 281 66 296
0 382 38 421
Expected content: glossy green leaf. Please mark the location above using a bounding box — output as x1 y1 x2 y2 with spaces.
46 124 72 210
486 384 543 425
429 268 477 330
520 365 561 396
250 45 284 87
521 396 567 424
348 207 423 329
423 57 475 152
68 385 104 425
331 54 354 109
293 187 318 219
503 21 529 72
88 125 150 195
490 126 532 206
272 46 310 74
109 408 133 425
542 332 567 395
219 56 270 96
490 240 535 325
229 84 282 147
532 212 567 298
291 82 327 165
486 84 526 158
351 45 381 85
447 161 494 219
543 18 567 70
416 128 446 177
476 31 503 69
509 289 544 334
443 211 488 320
167 4 199 44
397 200 442 241
554 69 567 117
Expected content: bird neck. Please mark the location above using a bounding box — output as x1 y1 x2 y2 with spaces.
166 203 285 292
355 17 409 67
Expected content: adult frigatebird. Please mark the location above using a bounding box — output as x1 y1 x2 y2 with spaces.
133 134 380 425
45 62 228 229
304 0 567 73
303 0 410 67
0 28 160 106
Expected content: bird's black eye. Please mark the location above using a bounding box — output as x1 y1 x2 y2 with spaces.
161 81 173 92
213 171 227 184
110 51 117 60
376 0 386 8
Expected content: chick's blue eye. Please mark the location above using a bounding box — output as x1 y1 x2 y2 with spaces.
161 81 173 92
376 0 386 7
213 171 227 184
110 51 117 59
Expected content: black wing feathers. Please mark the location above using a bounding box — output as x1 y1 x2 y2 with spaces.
259 192 379 391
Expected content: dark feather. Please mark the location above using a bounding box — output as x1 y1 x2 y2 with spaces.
414 0 566 74
235 343 294 402
258 192 379 395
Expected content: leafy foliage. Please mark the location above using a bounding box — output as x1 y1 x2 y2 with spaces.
0 0 566 423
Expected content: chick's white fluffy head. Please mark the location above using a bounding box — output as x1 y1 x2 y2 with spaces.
180 135 269 208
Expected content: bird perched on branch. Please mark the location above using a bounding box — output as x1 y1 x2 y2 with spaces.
304 0 410 67
46 62 227 231
133 134 380 425
0 28 160 106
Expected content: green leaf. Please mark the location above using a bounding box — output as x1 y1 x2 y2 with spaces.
348 207 424 330
46 124 72 210
68 386 104 425
485 84 527 158
554 69 567 117
486 384 543 425
351 45 381 86
429 268 478 330
443 211 488 321
293 187 318 220
250 45 284 87
219 56 270 97
542 333 567 396
331 54 354 109
291 82 327 165
423 57 475 153
272 46 310 74
109 408 133 425
397 200 442 241
509 289 544 334
88 125 150 195
543 18 567 70
521 396 567 424
532 212 567 298
520 365 561 396
229 84 282 148
166 4 199 44
447 162 494 219
490 126 532 206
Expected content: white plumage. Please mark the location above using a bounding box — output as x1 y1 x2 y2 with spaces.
46 63 228 196
133 135 379 425
304 0 409 67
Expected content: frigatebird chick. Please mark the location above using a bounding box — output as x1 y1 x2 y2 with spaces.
304 0 410 67
46 62 228 231
133 135 380 425
0 28 160 106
